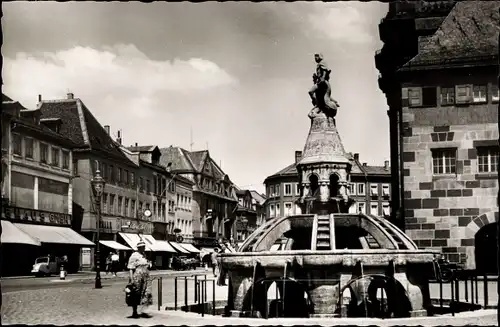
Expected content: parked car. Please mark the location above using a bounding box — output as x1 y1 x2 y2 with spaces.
31 256 60 277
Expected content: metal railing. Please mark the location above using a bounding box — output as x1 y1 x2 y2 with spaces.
171 275 218 316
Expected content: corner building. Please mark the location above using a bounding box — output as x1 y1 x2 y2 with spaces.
392 2 499 273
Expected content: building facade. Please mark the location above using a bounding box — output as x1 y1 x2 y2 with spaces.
38 93 153 269
375 0 456 228
377 1 500 272
159 147 237 248
264 151 391 220
173 174 195 243
1 94 93 275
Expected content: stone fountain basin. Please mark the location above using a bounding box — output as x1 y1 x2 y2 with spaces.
219 249 440 269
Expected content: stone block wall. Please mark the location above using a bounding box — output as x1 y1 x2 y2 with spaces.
401 114 498 268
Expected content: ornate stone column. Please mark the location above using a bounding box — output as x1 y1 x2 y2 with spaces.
319 181 330 202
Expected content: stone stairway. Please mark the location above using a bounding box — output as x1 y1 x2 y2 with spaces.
316 215 331 250
368 214 408 249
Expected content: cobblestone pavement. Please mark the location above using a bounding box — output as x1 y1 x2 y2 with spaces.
2 276 228 325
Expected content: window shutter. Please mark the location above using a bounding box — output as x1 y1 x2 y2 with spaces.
456 84 472 104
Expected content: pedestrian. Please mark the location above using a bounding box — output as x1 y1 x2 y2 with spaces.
217 244 227 286
105 252 112 275
127 241 153 318
211 248 219 276
111 252 120 276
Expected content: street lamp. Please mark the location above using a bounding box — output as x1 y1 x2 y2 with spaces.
91 166 106 289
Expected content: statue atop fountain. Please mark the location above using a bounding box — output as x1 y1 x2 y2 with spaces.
308 53 340 123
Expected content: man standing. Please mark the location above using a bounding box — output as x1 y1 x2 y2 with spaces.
211 248 219 276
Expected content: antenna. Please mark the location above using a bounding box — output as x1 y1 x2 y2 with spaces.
206 142 209 150
190 127 194 151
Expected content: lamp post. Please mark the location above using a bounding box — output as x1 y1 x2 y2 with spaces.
91 166 106 289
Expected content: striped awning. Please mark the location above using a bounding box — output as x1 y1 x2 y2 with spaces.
178 243 200 253
169 241 189 254
99 240 132 251
119 233 155 251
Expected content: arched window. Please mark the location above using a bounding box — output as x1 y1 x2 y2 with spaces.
309 174 319 196
329 174 339 197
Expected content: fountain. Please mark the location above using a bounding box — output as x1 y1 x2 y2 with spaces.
219 53 440 319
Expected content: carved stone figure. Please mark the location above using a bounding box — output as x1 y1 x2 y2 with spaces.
308 53 340 119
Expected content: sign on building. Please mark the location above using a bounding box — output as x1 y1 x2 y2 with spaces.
2 206 72 226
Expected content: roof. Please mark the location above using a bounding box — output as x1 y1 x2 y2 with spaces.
126 145 157 153
363 165 391 176
158 146 230 182
12 117 77 148
401 1 500 70
39 98 136 166
249 190 266 205
2 94 14 102
266 162 298 180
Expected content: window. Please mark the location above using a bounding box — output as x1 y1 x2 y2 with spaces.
109 165 114 182
370 184 379 196
284 183 292 196
382 203 390 216
382 184 390 197
124 170 129 185
269 185 274 197
117 168 122 183
109 195 115 214
357 183 365 196
124 198 129 217
146 179 151 193
131 200 136 217
370 203 379 216
440 87 455 105
421 87 437 107
101 163 107 179
295 183 300 195
347 183 355 195
102 193 108 214
117 196 123 215
477 147 499 173
357 202 366 214
270 204 275 217
455 85 472 104
275 184 280 196
473 85 487 103
40 143 48 163
153 202 157 218
61 151 69 169
153 177 158 195
25 138 34 159
276 203 280 217
432 148 456 175
492 84 499 103
73 160 78 176
408 87 422 107
139 177 144 191
284 202 292 216
139 201 143 214
12 134 22 156
131 172 136 186
146 202 150 210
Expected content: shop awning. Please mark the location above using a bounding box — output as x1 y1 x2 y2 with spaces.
169 241 189 254
118 233 155 251
14 223 94 246
99 240 132 251
151 240 177 253
178 243 201 253
1 220 41 246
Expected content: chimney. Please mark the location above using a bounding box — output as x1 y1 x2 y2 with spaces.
135 142 138 147
384 160 390 170
354 153 359 161
362 162 367 167
295 151 302 164
117 130 122 145
104 125 110 135
38 94 42 102
67 92 74 100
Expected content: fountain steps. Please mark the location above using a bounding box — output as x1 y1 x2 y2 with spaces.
316 215 331 250
369 214 408 249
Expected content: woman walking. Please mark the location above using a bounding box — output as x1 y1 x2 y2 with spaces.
127 241 153 318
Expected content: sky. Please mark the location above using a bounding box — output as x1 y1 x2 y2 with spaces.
2 1 389 194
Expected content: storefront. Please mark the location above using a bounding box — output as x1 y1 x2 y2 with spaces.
1 205 94 275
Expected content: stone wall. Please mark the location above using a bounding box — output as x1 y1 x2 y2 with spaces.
401 116 498 268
